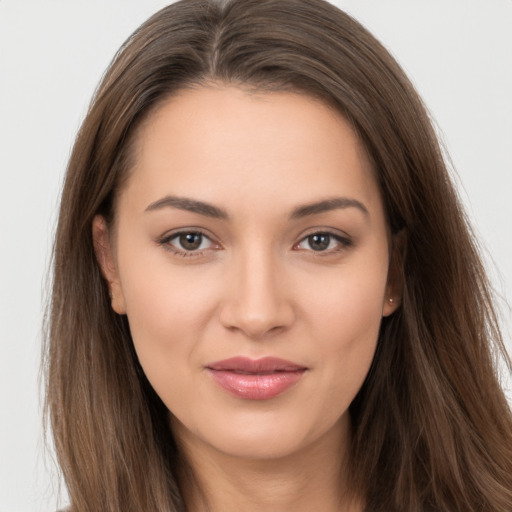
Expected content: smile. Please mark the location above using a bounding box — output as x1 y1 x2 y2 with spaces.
206 357 308 400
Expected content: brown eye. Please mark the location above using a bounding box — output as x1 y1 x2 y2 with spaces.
179 232 203 251
160 231 216 254
307 233 331 251
295 231 352 253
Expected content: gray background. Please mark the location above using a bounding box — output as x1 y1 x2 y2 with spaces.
1 1 511 510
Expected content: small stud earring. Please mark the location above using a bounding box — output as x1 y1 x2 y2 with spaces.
388 297 394 303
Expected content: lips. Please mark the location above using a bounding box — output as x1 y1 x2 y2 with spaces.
205 357 307 400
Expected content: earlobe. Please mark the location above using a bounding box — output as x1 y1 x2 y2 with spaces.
92 215 127 314
382 296 400 317
92 215 115 281
382 229 406 317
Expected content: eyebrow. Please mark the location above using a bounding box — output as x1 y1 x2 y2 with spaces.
145 196 228 219
290 197 369 219
145 195 369 220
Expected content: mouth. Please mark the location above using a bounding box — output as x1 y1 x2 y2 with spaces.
205 357 308 400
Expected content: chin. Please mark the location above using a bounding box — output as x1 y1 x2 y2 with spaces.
171 405 349 463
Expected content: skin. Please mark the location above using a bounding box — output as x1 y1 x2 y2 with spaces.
93 85 400 511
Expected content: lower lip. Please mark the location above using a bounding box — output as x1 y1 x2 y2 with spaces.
207 369 306 400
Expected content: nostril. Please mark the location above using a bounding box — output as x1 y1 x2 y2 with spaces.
218 260 296 338
219 303 295 340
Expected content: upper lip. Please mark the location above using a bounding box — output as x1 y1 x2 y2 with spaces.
206 357 307 373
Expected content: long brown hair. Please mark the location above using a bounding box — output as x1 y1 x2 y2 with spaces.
44 0 512 510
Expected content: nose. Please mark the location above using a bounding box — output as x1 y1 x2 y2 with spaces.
219 247 296 340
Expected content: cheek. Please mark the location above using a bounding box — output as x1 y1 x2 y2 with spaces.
115 245 219 386
120 273 218 418
305 254 388 343
302 257 388 401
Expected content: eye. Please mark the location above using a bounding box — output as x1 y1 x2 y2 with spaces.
159 230 218 255
295 231 351 253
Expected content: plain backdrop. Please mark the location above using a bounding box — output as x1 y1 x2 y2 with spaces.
1 1 511 510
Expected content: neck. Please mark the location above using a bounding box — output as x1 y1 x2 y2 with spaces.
173 415 363 512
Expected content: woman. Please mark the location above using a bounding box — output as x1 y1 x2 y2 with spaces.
45 0 512 510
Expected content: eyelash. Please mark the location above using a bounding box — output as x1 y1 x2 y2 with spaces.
158 229 218 258
294 231 353 254
157 229 352 258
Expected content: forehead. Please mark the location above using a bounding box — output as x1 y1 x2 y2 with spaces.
122 85 383 219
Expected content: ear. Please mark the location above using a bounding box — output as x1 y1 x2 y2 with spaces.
92 215 127 315
382 229 406 317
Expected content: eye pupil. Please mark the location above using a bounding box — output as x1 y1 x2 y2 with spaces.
308 233 330 251
180 233 202 250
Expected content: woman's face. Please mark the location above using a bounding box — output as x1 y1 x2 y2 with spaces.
94 86 398 461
